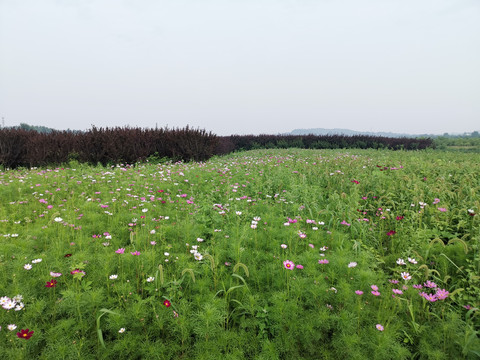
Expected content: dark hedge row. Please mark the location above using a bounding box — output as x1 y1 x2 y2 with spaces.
0 126 217 168
215 134 433 154
0 127 434 168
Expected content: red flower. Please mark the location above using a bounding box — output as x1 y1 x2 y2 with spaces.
45 279 57 288
16 329 34 340
163 299 171 308
396 216 404 221
64 253 72 257
351 180 360 184
386 230 396 236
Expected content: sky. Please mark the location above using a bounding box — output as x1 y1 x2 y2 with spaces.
0 0 479 136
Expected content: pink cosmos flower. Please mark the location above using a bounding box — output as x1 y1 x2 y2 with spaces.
435 289 449 300
355 290 363 295
340 220 351 226
437 207 447 212
376 324 384 331
423 293 437 302
115 248 125 254
392 289 403 295
70 269 86 277
318 259 329 264
371 285 379 291
283 260 295 270
296 264 304 269
371 291 381 296
131 251 141 256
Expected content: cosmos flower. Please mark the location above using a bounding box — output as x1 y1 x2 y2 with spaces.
401 272 412 281
376 324 384 331
283 260 295 270
435 289 449 300
45 279 57 288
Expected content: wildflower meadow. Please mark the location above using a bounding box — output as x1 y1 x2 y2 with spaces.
0 148 479 359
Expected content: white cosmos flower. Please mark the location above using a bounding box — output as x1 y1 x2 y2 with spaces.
109 274 118 280
0 296 11 305
146 277 155 282
2 301 15 310
24 264 32 270
401 272 412 281
54 217 63 222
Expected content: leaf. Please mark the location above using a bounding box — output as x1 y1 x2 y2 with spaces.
96 308 120 349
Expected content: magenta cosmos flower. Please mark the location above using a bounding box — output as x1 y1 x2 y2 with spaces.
283 260 295 270
16 329 34 340
115 248 125 254
318 259 329 264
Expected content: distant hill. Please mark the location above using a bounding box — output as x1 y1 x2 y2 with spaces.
289 128 433 138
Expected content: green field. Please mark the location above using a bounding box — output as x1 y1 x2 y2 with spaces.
1 149 479 359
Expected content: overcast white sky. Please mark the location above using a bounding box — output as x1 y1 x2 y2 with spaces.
1 0 479 135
